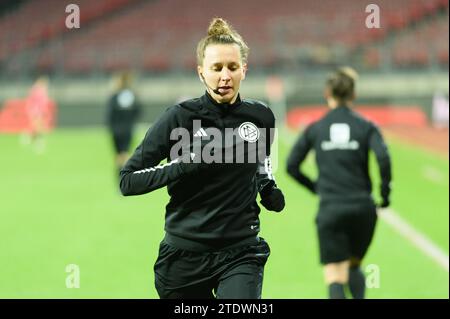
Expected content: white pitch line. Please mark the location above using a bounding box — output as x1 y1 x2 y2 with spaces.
279 128 449 272
377 208 449 272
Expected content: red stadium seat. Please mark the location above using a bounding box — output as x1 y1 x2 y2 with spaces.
1 0 447 72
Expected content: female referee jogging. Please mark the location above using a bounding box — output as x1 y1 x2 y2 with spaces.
120 18 285 299
286 67 392 299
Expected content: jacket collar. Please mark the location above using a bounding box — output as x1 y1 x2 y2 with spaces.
201 91 242 115
332 104 351 112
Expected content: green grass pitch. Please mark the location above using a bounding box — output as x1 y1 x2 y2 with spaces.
0 127 448 298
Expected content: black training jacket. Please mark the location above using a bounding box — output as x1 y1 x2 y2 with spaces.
120 92 277 244
106 89 141 133
287 105 391 203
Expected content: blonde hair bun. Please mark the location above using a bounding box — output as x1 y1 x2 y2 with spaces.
208 18 233 36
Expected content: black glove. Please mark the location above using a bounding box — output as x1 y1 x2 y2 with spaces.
259 181 285 212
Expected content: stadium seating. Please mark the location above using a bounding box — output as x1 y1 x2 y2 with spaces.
0 0 141 64
1 0 448 74
363 4 449 68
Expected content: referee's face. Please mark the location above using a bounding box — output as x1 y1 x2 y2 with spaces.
198 43 247 104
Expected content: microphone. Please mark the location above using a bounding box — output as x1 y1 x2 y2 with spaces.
200 73 221 95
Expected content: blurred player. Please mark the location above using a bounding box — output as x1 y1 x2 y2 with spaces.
431 91 449 129
286 67 392 299
23 76 51 153
120 18 285 299
106 71 141 179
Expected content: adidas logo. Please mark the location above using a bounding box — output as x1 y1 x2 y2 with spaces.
193 127 208 137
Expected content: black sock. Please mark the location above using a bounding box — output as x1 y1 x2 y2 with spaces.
329 282 346 299
349 267 365 299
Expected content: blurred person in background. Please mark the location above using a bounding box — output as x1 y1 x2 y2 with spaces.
120 18 285 299
23 75 52 154
106 71 142 180
432 91 449 129
286 67 392 299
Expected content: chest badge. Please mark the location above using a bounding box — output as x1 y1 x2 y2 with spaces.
238 122 259 143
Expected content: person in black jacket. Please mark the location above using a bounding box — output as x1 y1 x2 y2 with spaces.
106 71 141 179
120 18 285 299
286 67 391 299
